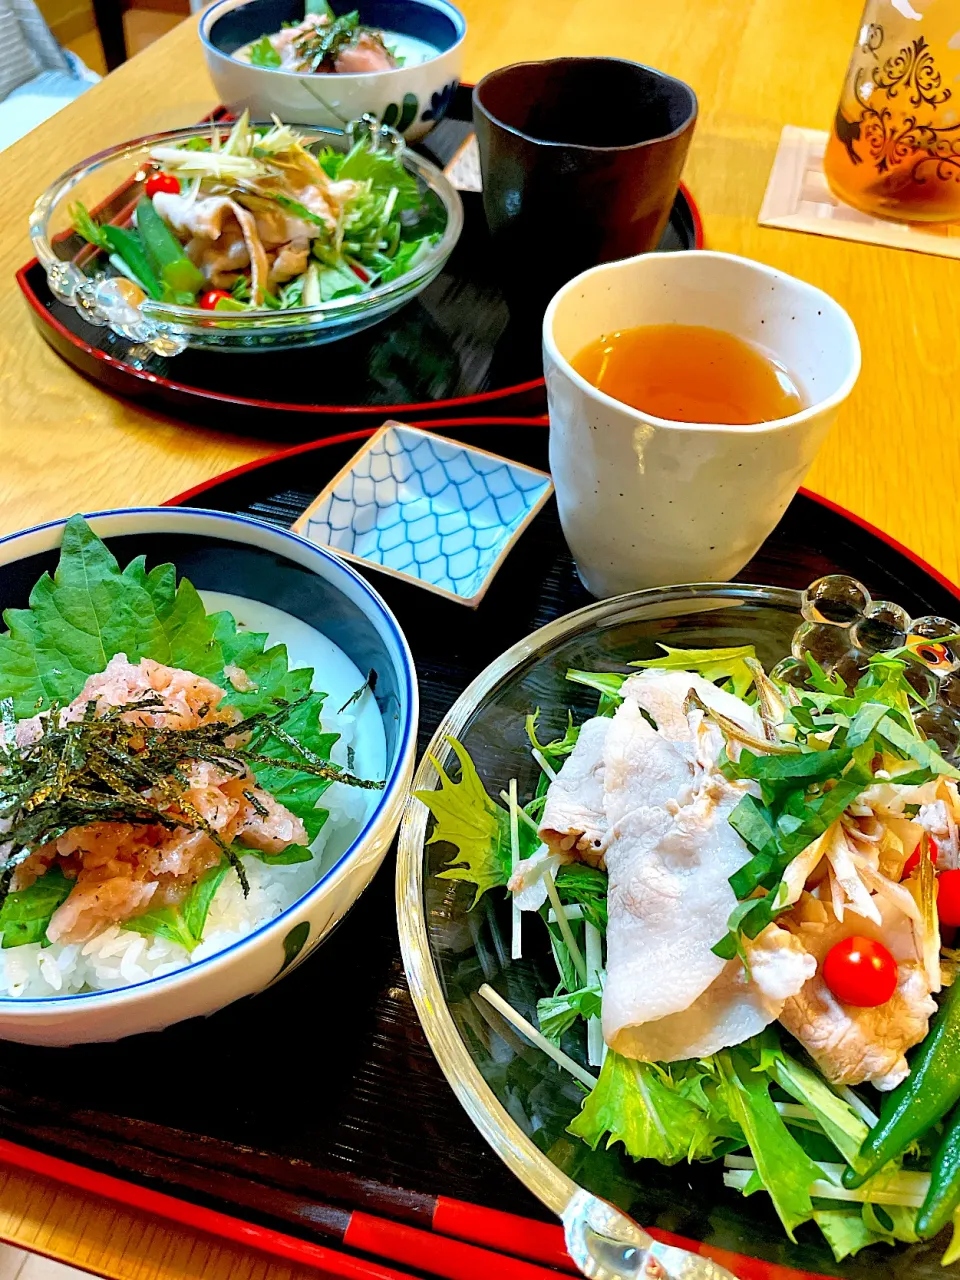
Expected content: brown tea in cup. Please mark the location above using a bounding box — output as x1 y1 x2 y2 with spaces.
571 324 805 425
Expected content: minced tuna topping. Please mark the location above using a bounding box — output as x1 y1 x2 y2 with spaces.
6 654 308 945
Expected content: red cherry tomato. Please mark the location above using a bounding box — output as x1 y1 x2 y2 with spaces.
822 935 898 1008
903 834 939 878
198 289 232 311
938 869 960 927
144 171 180 198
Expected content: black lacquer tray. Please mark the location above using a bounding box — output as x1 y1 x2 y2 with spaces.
15 88 701 438
0 417 957 1280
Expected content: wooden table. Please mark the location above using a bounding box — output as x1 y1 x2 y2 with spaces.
1 0 957 1273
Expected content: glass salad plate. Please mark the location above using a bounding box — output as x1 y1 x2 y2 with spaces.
397 584 956 1280
29 120 463 355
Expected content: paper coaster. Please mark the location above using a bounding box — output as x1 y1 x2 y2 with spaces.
759 125 960 260
443 132 482 192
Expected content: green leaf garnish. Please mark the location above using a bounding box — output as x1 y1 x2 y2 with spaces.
716 1046 822 1240
0 517 382 925
565 670 626 717
0 866 73 949
630 643 758 698
554 863 608 932
568 1051 736 1164
124 859 231 952
248 35 281 66
536 983 602 1044
415 737 515 906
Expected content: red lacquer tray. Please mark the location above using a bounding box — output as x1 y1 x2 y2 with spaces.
0 419 957 1280
14 88 702 438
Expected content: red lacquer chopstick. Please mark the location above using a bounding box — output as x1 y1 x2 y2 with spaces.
430 1197 572 1272
0 1135 417 1280
0 1101 577 1272
0 1123 565 1280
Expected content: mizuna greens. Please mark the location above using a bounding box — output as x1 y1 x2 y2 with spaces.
416 643 960 1263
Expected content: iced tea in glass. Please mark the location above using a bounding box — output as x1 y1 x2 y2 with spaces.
824 0 960 222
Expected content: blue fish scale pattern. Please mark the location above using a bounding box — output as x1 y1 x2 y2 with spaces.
305 426 551 599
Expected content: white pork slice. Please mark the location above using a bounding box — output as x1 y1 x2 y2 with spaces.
620 669 764 744
616 924 815 1060
601 699 757 1056
538 716 610 862
780 897 936 1090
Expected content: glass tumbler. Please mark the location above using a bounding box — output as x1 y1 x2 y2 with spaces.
824 0 960 222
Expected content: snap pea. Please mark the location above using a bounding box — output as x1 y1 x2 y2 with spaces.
843 980 960 1189
136 196 204 297
917 1102 960 1238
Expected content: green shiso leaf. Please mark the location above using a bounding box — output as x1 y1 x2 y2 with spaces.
554 863 608 932
728 746 853 785
377 235 439 284
209 611 314 715
415 737 515 906
526 709 581 764
0 518 176 715
247 34 281 66
124 859 231 952
182 859 232 941
0 866 72 949
245 692 338 843
771 1052 868 1164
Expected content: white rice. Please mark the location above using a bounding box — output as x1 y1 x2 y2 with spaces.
0 706 377 999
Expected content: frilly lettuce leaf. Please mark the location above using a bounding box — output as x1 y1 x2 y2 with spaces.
414 737 515 906
771 1053 869 1164
568 1051 731 1165
813 1209 895 1260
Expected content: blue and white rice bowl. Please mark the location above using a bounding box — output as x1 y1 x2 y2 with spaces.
201 0 466 141
0 508 417 1045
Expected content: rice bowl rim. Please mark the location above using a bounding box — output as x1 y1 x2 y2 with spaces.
0 506 418 1011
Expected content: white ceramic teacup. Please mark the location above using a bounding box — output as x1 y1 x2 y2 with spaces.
542 251 861 598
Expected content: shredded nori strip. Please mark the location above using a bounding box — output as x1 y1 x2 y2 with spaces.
338 668 377 715
0 691 382 906
294 10 374 72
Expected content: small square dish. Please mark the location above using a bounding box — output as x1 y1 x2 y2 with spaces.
292 422 554 607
